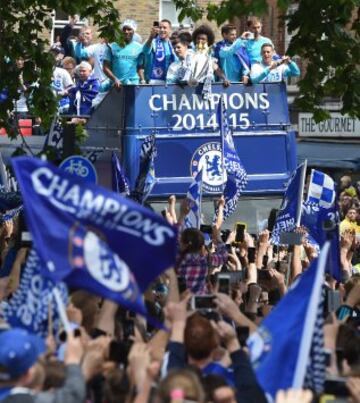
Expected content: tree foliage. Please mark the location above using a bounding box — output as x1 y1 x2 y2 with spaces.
0 0 121 136
174 0 360 122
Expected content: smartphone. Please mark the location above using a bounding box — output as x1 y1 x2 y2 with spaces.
236 326 249 347
279 231 302 245
177 276 187 294
324 377 350 397
235 222 247 243
225 244 232 252
229 271 243 284
122 319 135 341
153 21 159 27
217 273 230 294
267 209 278 232
325 289 341 314
248 247 256 264
262 254 269 268
257 269 271 281
20 231 32 247
190 295 216 310
109 340 128 364
200 224 213 234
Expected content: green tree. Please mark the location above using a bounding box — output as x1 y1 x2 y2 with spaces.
174 0 360 121
0 0 121 137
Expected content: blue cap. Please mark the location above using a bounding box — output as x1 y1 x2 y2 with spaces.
0 328 46 380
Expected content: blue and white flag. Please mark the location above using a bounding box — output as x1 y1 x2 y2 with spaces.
111 152 130 196
184 169 203 229
43 115 63 152
11 157 177 299
216 97 247 220
131 134 157 204
271 163 306 244
4 249 68 338
0 205 23 223
247 242 328 401
307 170 336 209
302 203 341 281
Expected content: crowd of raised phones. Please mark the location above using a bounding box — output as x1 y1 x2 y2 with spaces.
0 169 358 403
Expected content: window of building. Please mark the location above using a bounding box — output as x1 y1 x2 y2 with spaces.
51 10 87 45
159 0 192 28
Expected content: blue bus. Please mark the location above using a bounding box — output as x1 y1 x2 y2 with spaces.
85 82 296 231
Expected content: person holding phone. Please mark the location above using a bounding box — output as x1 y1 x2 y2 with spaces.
176 198 228 294
143 19 177 84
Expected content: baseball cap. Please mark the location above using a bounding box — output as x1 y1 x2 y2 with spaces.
0 328 46 380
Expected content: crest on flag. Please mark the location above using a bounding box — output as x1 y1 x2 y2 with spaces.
190 142 226 193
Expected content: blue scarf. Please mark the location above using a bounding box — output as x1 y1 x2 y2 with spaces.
150 37 174 80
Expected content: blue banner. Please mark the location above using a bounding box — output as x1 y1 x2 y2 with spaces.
216 97 247 220
4 249 68 338
131 134 157 204
271 163 305 244
247 243 328 400
184 169 203 229
11 157 177 294
111 151 130 196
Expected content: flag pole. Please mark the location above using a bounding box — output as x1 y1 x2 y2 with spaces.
53 287 71 333
220 96 226 194
296 159 307 227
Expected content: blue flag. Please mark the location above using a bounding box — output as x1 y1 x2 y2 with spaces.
307 170 336 209
184 169 203 229
11 157 177 297
0 191 22 211
111 152 130 196
247 242 328 400
131 134 157 204
301 169 341 281
4 249 68 338
216 97 247 220
271 163 306 244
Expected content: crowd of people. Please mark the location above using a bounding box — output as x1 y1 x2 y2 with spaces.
0 168 359 403
1 11 358 403
11 15 300 121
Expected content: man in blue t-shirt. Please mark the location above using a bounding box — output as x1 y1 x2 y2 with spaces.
240 16 274 65
214 24 250 83
103 19 144 88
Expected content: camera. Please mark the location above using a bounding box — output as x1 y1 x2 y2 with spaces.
190 295 217 310
217 273 231 294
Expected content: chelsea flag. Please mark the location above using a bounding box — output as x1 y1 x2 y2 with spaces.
247 243 328 401
11 157 177 293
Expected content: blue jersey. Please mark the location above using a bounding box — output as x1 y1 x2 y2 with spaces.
243 36 274 64
104 41 143 84
214 39 250 82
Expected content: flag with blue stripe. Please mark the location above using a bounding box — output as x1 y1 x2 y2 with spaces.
131 134 157 204
271 163 306 244
111 151 130 196
307 170 336 209
184 169 203 229
11 157 177 318
216 97 247 220
4 249 68 338
247 242 328 401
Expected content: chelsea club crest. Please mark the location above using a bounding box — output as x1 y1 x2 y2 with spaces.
190 142 227 193
69 224 135 295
